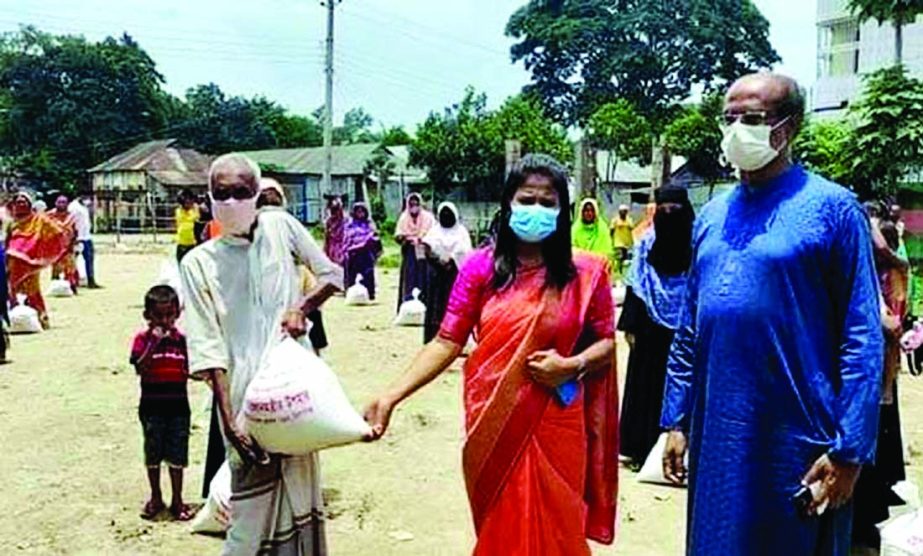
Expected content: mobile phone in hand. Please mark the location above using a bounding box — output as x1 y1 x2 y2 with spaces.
555 380 579 406
792 485 813 518
793 482 826 518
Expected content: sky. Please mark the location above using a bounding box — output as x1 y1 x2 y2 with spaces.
0 0 819 129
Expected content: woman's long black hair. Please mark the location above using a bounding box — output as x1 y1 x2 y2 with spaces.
492 153 576 290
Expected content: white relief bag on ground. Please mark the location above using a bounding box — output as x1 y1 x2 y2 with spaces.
637 432 688 487
893 480 921 510
395 288 426 327
190 461 232 534
9 295 42 334
241 338 371 455
880 509 923 556
49 279 74 298
77 254 88 286
345 274 371 306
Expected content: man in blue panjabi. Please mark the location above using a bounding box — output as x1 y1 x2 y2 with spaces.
661 73 883 555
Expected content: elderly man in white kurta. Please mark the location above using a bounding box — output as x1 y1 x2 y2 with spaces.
180 154 343 556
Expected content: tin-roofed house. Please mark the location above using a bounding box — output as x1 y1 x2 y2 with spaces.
594 150 734 222
87 139 212 233
88 140 411 231
241 143 401 224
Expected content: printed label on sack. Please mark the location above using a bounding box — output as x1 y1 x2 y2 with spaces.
245 391 314 423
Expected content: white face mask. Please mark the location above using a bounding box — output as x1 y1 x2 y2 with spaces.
210 194 258 236
721 119 789 172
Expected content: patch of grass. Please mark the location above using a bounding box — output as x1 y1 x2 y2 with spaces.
377 244 402 269
379 252 401 269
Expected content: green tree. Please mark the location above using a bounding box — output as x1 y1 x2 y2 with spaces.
587 100 652 182
312 106 379 145
317 107 374 145
379 126 413 147
364 147 397 222
664 94 725 186
489 95 572 165
0 25 382 188
506 0 779 128
410 88 498 197
848 0 923 64
170 84 278 154
410 89 571 200
0 26 169 186
271 114 323 148
171 87 327 152
845 65 923 197
792 118 853 185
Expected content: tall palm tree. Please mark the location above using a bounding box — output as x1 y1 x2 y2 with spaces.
848 0 923 64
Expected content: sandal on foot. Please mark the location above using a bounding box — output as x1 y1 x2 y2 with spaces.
140 500 165 520
170 504 196 522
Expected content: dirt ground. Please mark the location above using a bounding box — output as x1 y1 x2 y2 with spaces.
0 245 921 555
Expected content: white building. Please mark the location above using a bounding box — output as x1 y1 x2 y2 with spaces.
815 0 923 114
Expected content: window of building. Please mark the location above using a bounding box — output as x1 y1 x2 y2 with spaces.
818 19 860 77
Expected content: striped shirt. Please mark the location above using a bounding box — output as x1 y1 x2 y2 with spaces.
130 328 190 416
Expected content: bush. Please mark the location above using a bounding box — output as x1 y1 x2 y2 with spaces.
370 196 387 225
308 224 325 242
378 217 396 238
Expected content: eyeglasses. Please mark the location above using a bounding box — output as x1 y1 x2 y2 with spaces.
211 186 256 202
721 111 788 127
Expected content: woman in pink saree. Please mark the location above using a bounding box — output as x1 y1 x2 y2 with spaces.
365 154 619 555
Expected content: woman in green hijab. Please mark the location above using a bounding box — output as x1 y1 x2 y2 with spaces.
572 198 614 259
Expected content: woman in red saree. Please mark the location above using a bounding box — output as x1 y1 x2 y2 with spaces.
365 154 619 555
6 192 71 329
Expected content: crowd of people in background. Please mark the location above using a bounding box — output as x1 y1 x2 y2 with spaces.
6 191 73 330
3 70 920 556
0 190 98 361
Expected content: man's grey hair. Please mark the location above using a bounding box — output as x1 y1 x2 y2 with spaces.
208 153 262 189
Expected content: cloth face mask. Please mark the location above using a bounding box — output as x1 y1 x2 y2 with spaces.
211 194 258 236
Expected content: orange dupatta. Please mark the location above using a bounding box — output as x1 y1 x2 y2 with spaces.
7 213 70 270
47 211 76 237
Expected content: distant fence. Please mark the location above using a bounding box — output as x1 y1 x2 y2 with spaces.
93 193 321 241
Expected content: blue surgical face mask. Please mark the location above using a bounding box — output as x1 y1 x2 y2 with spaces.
509 203 560 243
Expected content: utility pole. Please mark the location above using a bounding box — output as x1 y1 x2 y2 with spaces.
321 0 340 197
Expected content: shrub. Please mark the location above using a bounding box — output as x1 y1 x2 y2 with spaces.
378 217 397 238
370 196 387 225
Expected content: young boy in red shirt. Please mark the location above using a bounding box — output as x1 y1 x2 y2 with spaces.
130 285 194 521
